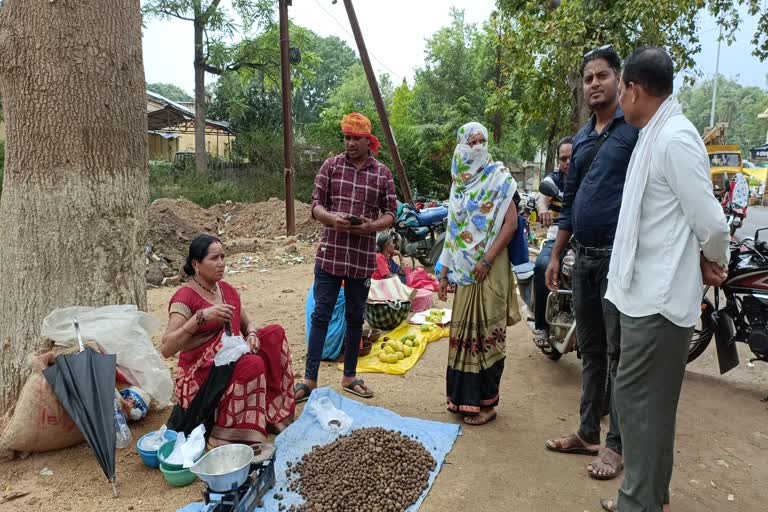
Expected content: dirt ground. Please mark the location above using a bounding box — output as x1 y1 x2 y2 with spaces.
1 262 768 511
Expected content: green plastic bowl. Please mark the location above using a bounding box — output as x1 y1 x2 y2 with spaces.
159 462 198 487
157 439 204 471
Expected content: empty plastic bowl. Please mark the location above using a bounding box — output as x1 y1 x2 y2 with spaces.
136 430 178 469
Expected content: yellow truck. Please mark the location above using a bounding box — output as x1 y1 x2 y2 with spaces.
707 144 743 199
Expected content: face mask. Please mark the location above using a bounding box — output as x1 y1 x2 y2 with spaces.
455 143 488 163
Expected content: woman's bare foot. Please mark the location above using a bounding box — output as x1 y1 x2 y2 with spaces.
463 407 497 426
268 413 295 435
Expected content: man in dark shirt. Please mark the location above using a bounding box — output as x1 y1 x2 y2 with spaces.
543 46 639 481
532 136 572 348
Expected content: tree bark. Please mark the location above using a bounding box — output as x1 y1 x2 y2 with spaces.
493 42 502 144
543 120 558 178
0 0 148 413
193 18 207 175
566 67 590 132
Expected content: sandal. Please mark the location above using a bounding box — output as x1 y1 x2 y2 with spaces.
342 379 373 399
545 433 599 456
600 497 618 512
587 448 624 480
294 383 312 403
463 410 497 426
532 329 550 349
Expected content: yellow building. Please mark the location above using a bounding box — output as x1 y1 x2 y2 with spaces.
146 91 235 161
1 93 235 162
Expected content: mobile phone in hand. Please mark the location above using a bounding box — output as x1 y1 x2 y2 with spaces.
347 215 362 225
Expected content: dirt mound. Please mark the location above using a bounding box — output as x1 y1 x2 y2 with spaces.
147 198 222 267
220 198 319 241
146 198 320 285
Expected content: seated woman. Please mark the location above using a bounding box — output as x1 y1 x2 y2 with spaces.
372 232 407 283
161 234 296 447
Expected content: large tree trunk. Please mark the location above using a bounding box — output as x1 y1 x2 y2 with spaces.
193 19 208 175
566 68 590 132
543 120 558 178
0 0 148 413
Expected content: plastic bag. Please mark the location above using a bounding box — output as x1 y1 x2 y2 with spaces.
166 431 186 464
308 397 353 434
214 333 250 366
165 424 205 468
139 425 168 451
40 305 172 407
405 267 439 292
120 386 150 421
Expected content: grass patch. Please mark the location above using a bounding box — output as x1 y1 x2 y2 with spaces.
149 160 318 208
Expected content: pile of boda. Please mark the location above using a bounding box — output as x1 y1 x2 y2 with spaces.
283 427 437 512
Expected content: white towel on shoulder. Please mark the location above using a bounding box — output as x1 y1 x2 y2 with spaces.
608 96 683 290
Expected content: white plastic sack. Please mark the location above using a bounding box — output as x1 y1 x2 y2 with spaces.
308 396 353 435
40 305 173 407
214 333 250 366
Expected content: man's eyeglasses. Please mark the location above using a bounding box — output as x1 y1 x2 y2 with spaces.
584 44 614 58
558 156 570 162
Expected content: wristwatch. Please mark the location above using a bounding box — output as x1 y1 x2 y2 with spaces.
481 258 492 269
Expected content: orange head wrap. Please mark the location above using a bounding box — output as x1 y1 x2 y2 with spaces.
341 112 381 155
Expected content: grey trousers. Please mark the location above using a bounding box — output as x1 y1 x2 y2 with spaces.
615 313 693 512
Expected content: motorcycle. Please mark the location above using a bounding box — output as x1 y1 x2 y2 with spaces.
687 227 768 381
392 199 448 268
515 179 577 361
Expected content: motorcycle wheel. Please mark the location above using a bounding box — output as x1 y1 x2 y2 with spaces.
687 299 715 364
418 236 445 269
541 345 563 361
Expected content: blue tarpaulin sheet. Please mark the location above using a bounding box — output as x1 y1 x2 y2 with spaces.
177 387 461 512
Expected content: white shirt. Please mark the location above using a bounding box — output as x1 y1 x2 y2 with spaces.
605 113 730 328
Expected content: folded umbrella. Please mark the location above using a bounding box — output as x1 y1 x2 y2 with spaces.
43 319 118 496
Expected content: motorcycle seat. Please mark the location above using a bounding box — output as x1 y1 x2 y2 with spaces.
414 206 448 227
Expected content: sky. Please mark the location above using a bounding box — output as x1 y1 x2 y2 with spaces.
141 0 767 96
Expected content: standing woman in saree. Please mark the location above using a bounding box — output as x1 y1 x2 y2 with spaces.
437 122 520 426
161 235 296 447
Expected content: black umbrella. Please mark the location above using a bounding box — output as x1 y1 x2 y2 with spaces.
43 319 118 496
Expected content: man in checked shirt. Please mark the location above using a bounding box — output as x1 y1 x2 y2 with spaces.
294 112 398 402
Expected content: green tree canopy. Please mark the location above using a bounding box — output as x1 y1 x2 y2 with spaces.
146 82 193 102
496 0 768 137
677 76 768 155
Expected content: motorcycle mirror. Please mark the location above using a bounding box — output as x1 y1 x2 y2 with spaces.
538 179 560 198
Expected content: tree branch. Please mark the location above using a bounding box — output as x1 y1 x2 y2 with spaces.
203 0 223 23
205 64 225 75
156 8 194 22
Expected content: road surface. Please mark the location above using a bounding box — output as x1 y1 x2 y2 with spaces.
743 205 768 238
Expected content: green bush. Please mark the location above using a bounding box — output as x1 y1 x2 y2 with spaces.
149 159 318 208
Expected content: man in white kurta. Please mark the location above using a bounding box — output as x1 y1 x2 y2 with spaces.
600 47 730 512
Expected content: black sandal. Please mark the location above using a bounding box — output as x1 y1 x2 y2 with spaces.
342 379 373 399
294 383 312 403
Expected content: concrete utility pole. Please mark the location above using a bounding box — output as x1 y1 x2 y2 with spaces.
709 27 723 129
279 0 296 236
341 0 413 202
